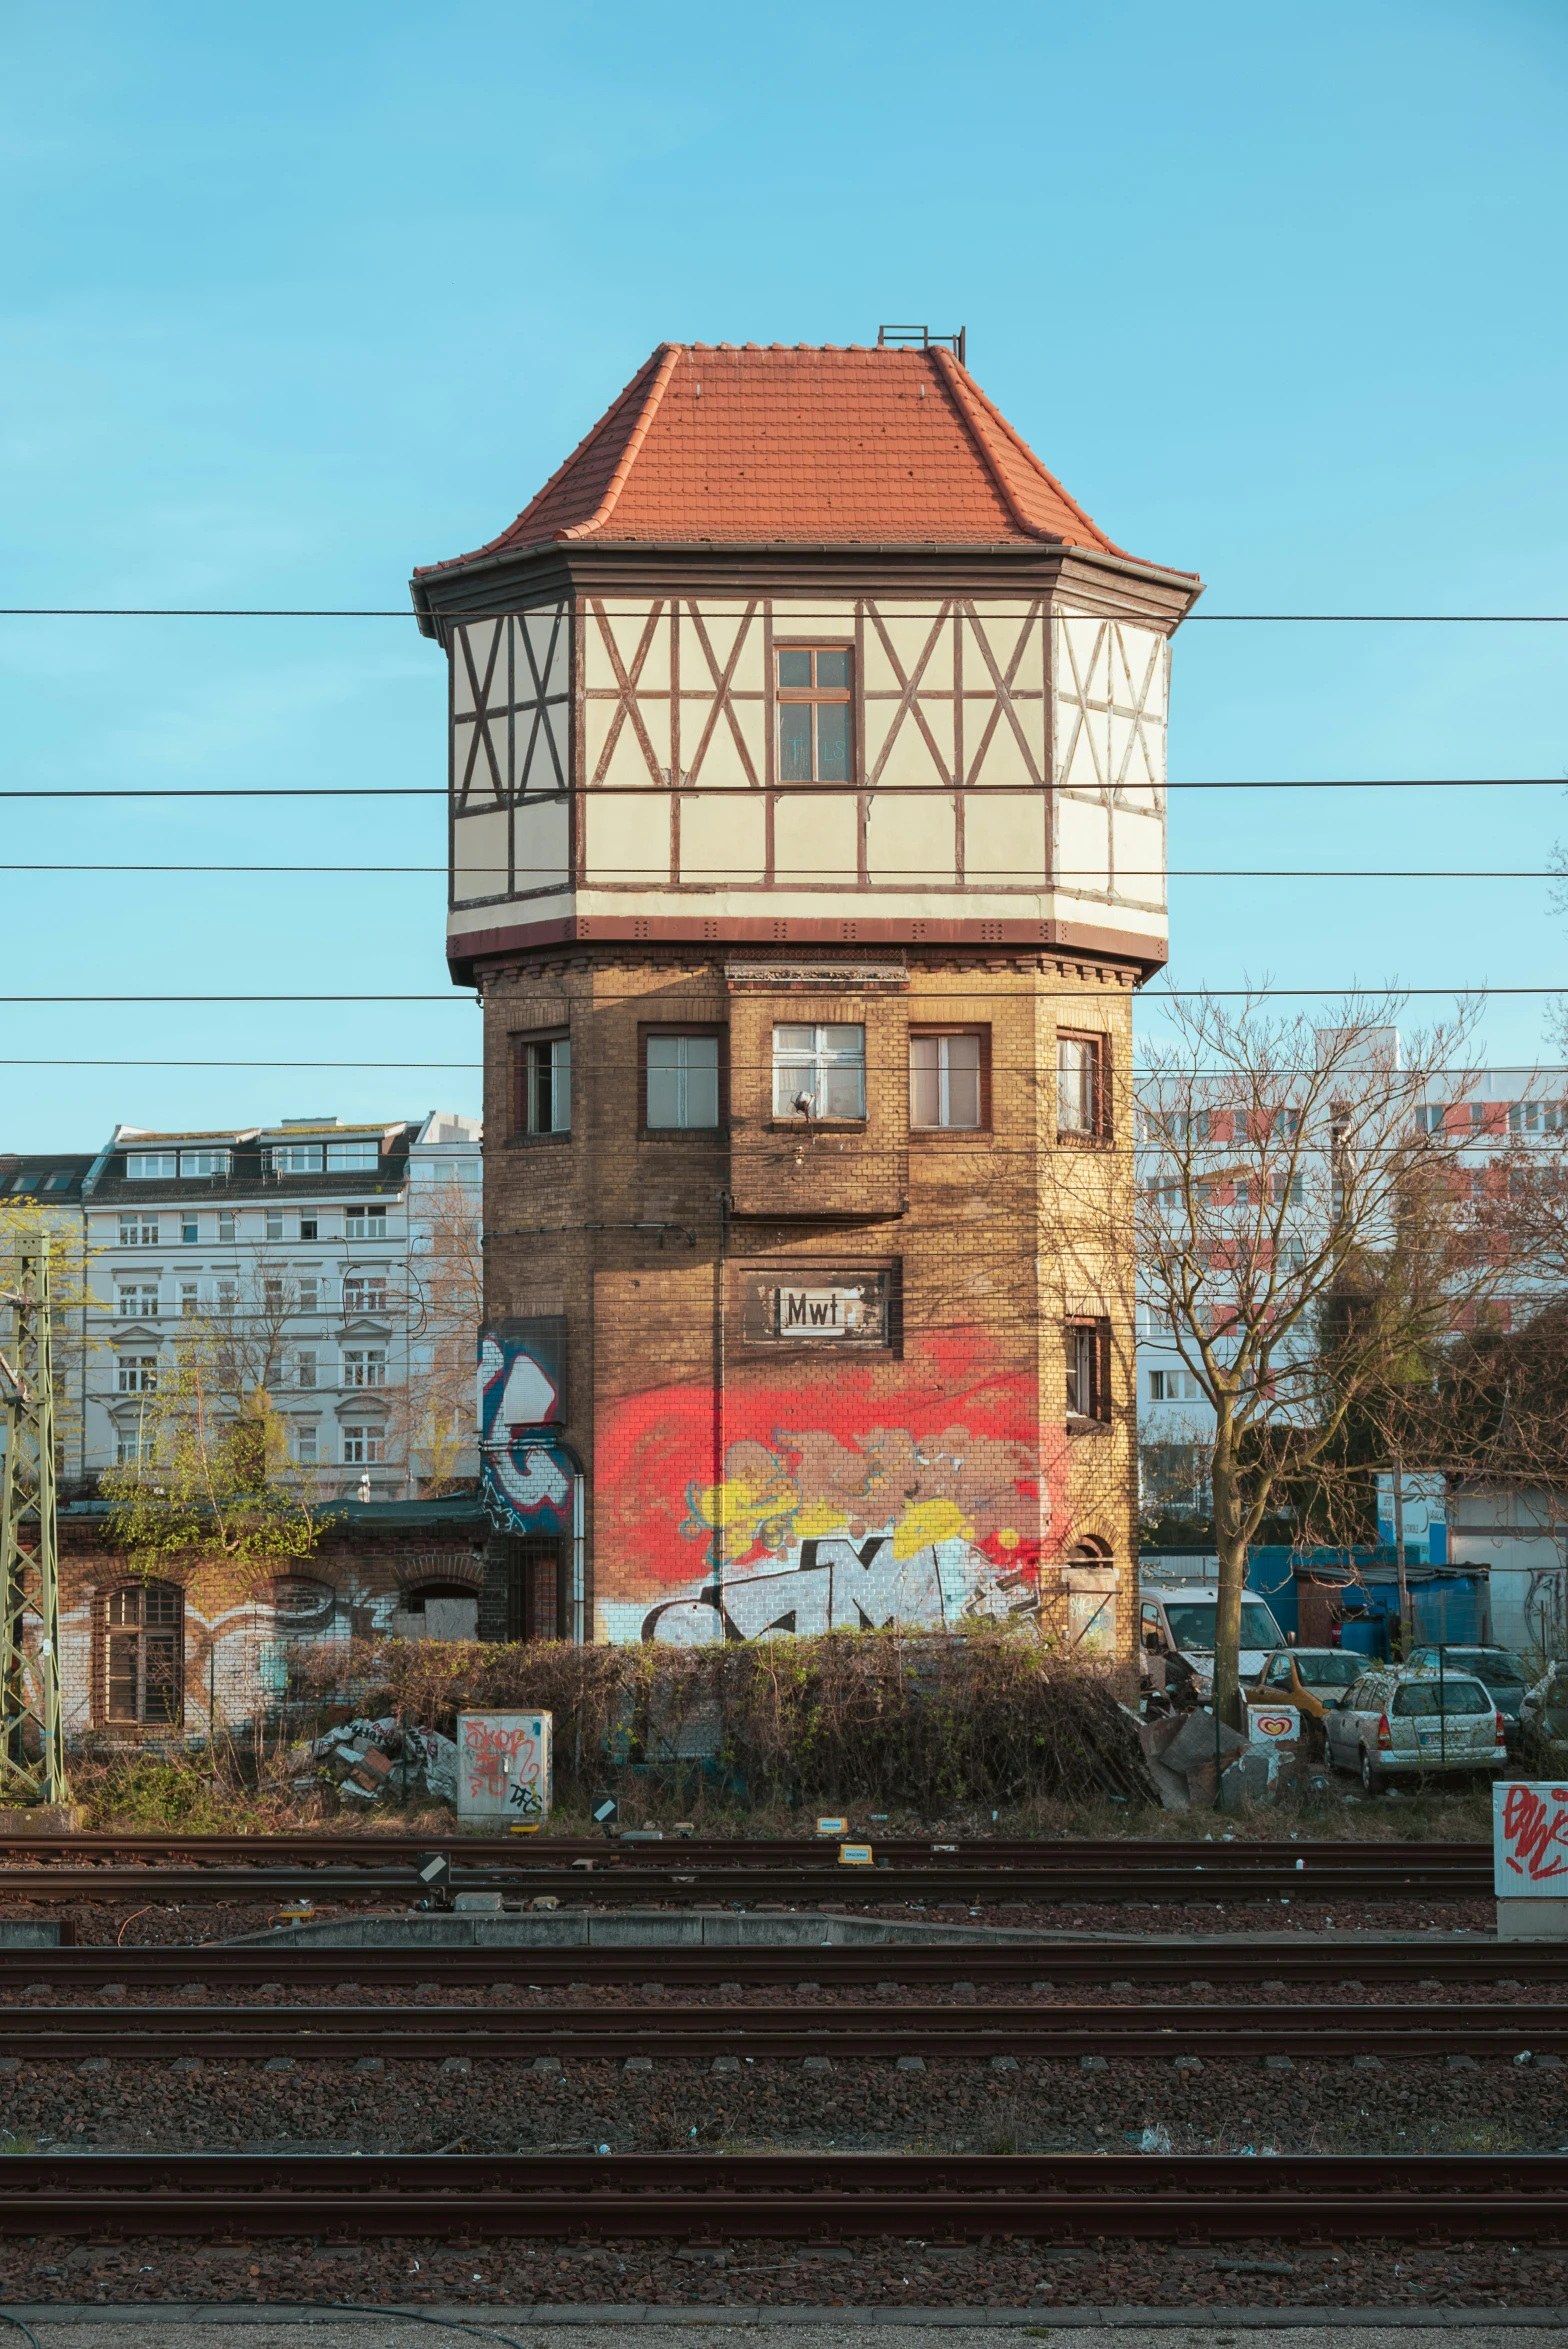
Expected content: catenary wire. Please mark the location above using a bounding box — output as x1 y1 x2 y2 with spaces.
3 987 1565 1002
9 605 1568 621
1 776 1566 796
2 865 1561 878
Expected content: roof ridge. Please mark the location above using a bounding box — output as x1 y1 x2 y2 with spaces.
929 346 1128 558
558 343 683 543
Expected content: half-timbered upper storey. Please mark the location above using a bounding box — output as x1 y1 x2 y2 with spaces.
411 342 1202 979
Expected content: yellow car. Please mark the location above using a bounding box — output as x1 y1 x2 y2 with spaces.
1245 1646 1368 1749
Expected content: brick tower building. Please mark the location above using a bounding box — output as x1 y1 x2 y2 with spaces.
411 335 1200 1657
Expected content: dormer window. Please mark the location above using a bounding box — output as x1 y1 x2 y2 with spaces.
776 646 852 782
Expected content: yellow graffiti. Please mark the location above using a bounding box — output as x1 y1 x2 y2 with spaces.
793 1499 850 1538
892 1497 973 1559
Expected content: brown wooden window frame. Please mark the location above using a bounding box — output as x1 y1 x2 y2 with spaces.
94 1579 184 1729
774 642 854 784
510 1029 572 1144
1056 1030 1110 1144
638 1023 728 1138
1064 1317 1111 1426
909 1025 991 1134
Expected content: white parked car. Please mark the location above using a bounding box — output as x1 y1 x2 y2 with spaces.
1323 1665 1508 1793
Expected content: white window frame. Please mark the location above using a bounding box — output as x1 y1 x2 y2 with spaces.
116 1355 158 1395
119 1214 159 1247
645 1034 721 1130
772 1023 866 1120
342 1349 387 1389
125 1152 177 1182
345 1206 388 1241
341 1426 385 1465
909 1032 983 1131
116 1284 159 1320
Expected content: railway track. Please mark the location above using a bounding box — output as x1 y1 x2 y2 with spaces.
2 1996 1562 2061
0 1936 1554 1991
0 1856 1494 1905
1 2149 1563 2240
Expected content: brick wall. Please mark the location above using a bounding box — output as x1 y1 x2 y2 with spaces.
480 947 1139 1678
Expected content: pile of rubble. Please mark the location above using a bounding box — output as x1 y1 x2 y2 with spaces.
307 1717 458 1805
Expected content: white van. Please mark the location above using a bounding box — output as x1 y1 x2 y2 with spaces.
1139 1586 1287 1700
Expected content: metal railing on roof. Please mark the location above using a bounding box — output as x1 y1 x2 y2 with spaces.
876 324 966 363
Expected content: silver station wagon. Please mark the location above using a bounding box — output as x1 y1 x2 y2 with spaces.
1324 1665 1508 1793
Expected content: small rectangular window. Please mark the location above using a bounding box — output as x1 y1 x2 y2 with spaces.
294 1421 319 1464
180 1216 199 1245
1065 1318 1110 1422
343 1275 387 1314
1057 1034 1105 1138
115 1431 151 1466
910 1032 985 1130
296 1349 317 1389
342 1348 387 1388
178 1148 230 1178
218 1211 236 1243
116 1284 159 1319
300 1216 318 1242
269 1143 324 1175
772 1023 866 1120
518 1035 571 1135
263 1276 287 1313
117 1356 158 1394
178 1282 199 1317
215 1278 237 1314
345 1205 388 1240
125 1152 177 1181
645 1033 721 1130
776 645 853 782
327 1139 380 1172
298 1278 319 1315
342 1425 385 1465
119 1214 159 1247
266 1210 285 1240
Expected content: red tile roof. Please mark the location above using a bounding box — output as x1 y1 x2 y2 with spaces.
417 342 1187 574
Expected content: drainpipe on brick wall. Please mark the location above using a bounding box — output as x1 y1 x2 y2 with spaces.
571 1468 585 1646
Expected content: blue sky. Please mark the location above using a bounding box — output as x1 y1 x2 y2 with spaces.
3 0 1566 1148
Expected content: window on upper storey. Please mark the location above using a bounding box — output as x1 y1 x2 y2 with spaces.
776 646 853 783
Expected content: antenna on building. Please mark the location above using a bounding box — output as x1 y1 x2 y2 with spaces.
877 324 966 364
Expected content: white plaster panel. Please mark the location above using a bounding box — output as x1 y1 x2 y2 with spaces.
861 627 903 697
518 703 569 796
514 795 570 893
967 607 1041 697
453 715 507 808
688 606 763 694
679 791 767 884
600 696 670 785
1058 614 1109 704
1057 711 1105 796
774 791 859 880
584 789 672 886
1109 709 1159 793
866 790 956 883
877 611 953 694
454 619 504 715
516 606 569 701
1111 806 1165 904
1115 625 1166 721
1057 795 1111 895
876 694 952 786
451 809 510 903
964 791 1047 886
966 706 1039 791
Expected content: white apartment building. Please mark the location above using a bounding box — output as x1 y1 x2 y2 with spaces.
1137 1059 1568 1536
77 1111 481 1496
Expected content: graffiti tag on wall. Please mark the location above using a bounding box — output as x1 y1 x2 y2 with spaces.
594 1332 1070 1645
479 1330 573 1534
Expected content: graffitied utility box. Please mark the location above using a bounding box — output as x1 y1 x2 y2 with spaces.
456 1711 553 1824
1495 1779 1568 1938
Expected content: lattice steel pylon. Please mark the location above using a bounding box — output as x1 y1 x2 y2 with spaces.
0 1237 65 1803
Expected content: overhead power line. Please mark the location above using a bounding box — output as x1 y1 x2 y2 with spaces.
1 777 1565 799
7 607 1568 623
1 864 1560 880
1 986 1563 1004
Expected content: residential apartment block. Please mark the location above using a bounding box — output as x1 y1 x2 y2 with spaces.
20 1109 486 1496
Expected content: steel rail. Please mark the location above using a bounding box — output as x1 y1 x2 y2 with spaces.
5 1998 1564 2061
0 1938 1559 1991
1 2151 1565 2242
0 1831 1494 1868
0 1862 1492 1906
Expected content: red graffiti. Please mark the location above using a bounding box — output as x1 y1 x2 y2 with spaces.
595 1329 1069 1598
1500 1782 1568 1882
462 1717 545 1804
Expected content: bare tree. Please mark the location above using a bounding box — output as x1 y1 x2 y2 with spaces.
101 1263 321 1577
396 1173 483 1495
1128 992 1509 1727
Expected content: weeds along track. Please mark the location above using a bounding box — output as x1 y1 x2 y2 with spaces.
2 2150 1566 2241
2 1937 1558 1991
3 1997 1568 2061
